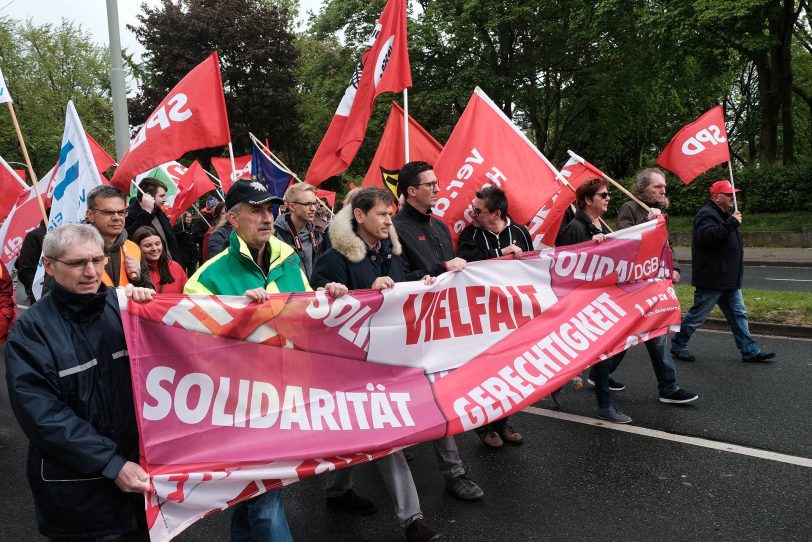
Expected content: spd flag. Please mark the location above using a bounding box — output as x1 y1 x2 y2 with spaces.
433 87 561 246
305 0 411 185
110 52 230 191
362 101 442 197
656 105 730 184
166 161 217 225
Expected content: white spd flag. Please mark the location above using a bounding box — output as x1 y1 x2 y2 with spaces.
0 68 12 104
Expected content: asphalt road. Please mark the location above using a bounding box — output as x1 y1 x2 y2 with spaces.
678 265 812 292
1 328 810 542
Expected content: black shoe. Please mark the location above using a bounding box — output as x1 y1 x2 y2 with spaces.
742 351 776 363
671 349 696 362
586 377 625 391
445 474 484 500
406 518 443 542
326 489 377 515
659 388 699 404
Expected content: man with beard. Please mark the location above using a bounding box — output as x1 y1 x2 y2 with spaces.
614 168 699 404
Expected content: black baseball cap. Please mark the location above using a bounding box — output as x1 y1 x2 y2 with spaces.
225 179 284 210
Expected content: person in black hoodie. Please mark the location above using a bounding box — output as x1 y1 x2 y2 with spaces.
311 187 441 542
125 177 180 262
670 181 776 363
5 224 154 541
391 161 485 503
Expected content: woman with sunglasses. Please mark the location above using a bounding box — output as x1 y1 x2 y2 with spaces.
132 226 188 294
556 178 632 424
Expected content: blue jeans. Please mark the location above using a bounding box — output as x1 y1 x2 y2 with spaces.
230 489 292 542
610 335 679 396
671 288 760 357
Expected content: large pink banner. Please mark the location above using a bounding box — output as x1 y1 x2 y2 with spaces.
120 217 680 541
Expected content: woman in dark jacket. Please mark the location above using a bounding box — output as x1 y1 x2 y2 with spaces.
172 211 199 275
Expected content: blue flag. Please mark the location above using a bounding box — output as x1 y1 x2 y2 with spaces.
251 144 292 197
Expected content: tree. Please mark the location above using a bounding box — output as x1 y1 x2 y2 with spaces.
0 18 115 177
129 0 303 168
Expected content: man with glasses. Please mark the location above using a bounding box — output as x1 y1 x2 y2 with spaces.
6 224 155 541
275 182 327 280
456 186 532 448
392 161 484 502
85 185 153 289
670 181 776 363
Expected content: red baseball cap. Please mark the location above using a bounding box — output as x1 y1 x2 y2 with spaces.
709 180 741 195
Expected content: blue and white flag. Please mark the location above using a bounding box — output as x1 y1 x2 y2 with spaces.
32 100 103 298
0 68 12 104
251 143 293 198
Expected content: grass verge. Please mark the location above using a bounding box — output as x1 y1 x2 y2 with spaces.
674 284 812 327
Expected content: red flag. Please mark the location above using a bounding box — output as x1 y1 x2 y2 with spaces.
0 176 51 272
166 161 217 225
316 189 336 207
362 101 442 197
433 87 561 246
110 52 231 191
656 105 730 184
527 151 605 248
305 0 411 185
211 155 251 192
0 160 26 219
84 131 116 174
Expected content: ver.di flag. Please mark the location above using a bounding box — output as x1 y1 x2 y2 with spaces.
362 101 442 197
0 67 12 104
305 0 411 185
656 105 730 184
110 52 230 191
120 217 678 542
433 87 562 246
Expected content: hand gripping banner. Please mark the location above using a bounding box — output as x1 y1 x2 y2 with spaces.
120 217 680 541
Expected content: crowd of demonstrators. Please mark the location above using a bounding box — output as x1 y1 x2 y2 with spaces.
670 180 776 363
5 224 154 541
456 186 530 448
556 178 633 423
311 187 442 542
274 182 327 280
393 161 486 502
125 177 181 263
173 211 201 276
132 225 188 294
613 169 699 405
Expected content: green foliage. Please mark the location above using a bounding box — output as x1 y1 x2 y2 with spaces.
0 18 115 176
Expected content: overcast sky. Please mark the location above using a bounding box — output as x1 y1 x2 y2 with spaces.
0 0 325 59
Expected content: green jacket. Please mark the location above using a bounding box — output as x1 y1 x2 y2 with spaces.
185 230 311 295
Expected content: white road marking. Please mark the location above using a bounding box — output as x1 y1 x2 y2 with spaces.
523 406 812 468
765 278 812 282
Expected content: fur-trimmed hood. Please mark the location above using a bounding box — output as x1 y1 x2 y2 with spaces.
328 206 402 263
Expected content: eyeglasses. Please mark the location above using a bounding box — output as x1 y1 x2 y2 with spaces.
93 208 128 217
595 192 610 200
52 256 108 270
470 206 489 217
291 201 319 207
416 181 439 190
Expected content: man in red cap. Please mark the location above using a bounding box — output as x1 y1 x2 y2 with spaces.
670 180 776 363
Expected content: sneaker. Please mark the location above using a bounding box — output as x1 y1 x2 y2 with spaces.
326 489 377 515
742 351 776 363
597 404 632 424
671 349 696 362
586 377 626 391
499 424 524 445
659 388 699 404
406 518 443 542
445 474 484 501
475 426 503 448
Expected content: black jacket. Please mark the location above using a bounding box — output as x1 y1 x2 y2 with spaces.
4 284 144 538
555 209 607 247
173 218 200 267
125 198 180 262
311 207 405 289
456 218 533 262
392 202 454 280
15 221 46 305
691 199 743 290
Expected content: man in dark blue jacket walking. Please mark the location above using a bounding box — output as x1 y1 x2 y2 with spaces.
670 181 776 363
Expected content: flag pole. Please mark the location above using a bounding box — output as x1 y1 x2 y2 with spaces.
727 160 738 213
403 89 410 163
190 203 212 228
201 168 226 202
228 142 238 186
7 102 48 224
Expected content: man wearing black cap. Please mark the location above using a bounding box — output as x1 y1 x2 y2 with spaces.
184 179 347 541
670 180 776 363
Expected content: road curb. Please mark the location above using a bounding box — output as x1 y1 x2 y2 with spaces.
674 258 812 268
703 318 812 339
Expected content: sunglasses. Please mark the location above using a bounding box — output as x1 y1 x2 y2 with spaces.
470 206 489 217
595 192 610 200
